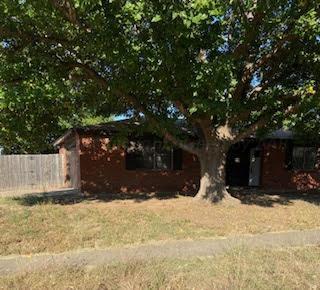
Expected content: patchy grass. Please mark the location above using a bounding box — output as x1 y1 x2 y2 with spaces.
1 246 320 289
0 193 320 255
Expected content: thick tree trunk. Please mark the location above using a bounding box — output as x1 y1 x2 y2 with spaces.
195 144 238 204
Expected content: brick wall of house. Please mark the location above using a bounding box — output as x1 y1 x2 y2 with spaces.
57 131 320 194
261 141 320 190
79 134 200 194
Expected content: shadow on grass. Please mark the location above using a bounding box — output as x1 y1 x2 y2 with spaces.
11 190 193 207
12 193 85 206
230 188 320 207
9 188 320 208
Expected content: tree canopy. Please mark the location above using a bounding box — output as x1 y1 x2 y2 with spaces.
0 0 319 201
0 80 113 153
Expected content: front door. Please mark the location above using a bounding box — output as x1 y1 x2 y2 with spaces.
249 148 261 186
226 142 251 187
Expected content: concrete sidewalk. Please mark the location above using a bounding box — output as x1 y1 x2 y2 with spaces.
0 229 319 276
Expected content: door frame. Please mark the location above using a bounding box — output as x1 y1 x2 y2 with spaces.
248 147 262 187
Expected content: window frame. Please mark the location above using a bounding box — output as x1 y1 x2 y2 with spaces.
292 146 317 171
126 140 174 171
153 141 174 170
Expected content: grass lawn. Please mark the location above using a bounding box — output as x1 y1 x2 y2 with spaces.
1 246 320 289
0 192 320 255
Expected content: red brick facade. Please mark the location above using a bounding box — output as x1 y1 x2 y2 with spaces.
261 142 320 190
79 134 200 194
57 130 320 194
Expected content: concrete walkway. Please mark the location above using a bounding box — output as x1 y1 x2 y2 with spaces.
1 229 320 276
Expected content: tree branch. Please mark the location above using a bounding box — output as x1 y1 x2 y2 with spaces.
50 0 90 31
233 117 268 143
65 62 108 86
232 4 266 101
255 34 298 69
233 101 302 143
163 132 200 156
232 62 255 100
50 0 80 26
1 7 84 60
65 61 201 155
233 1 265 59
229 79 277 125
0 77 27 86
0 27 69 46
232 6 299 103
231 32 299 121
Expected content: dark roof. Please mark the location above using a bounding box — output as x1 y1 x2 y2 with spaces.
54 118 198 147
54 119 294 147
266 129 294 140
53 119 140 147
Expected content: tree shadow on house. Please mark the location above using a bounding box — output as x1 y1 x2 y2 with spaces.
229 187 320 207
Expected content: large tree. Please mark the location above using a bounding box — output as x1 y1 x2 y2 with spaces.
0 0 319 202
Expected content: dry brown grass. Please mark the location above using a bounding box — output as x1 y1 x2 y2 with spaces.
1 246 320 289
0 192 320 255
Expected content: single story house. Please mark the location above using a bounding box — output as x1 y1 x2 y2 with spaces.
54 121 320 194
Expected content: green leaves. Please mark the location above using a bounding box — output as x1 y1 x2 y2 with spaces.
189 106 198 114
0 0 319 152
191 13 208 24
297 9 319 30
123 1 145 21
151 14 162 22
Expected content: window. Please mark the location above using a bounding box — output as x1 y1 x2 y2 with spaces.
126 140 182 170
292 147 317 170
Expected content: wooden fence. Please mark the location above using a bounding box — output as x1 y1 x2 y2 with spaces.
0 154 65 193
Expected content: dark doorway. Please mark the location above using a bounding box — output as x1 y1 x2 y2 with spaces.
226 141 259 186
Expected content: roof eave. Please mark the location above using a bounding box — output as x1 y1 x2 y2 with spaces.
53 129 75 148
